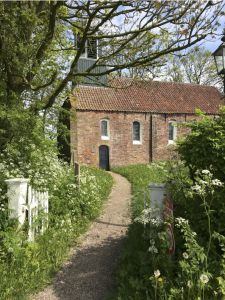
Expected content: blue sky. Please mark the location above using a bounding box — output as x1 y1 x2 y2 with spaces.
204 35 223 52
203 19 225 52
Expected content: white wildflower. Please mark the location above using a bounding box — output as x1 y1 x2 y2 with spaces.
212 179 223 187
150 216 162 227
191 185 202 192
202 170 211 175
183 252 189 259
176 217 188 225
154 270 161 278
148 245 158 254
200 274 209 284
199 180 207 185
187 280 192 288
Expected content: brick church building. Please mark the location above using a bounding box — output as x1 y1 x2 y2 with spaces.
70 79 223 170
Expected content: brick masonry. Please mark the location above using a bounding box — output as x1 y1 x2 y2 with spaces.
70 109 198 168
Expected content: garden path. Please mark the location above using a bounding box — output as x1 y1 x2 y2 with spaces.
32 172 131 300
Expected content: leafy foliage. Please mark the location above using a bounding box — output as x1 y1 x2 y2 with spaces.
177 109 225 182
113 163 167 299
162 47 223 89
0 149 113 300
0 1 224 111
113 161 225 300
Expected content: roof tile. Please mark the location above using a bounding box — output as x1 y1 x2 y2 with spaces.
71 79 224 114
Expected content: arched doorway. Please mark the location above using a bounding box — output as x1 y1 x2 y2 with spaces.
99 145 110 170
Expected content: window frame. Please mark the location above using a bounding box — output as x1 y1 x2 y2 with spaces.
168 120 177 144
100 119 110 140
80 39 98 60
132 121 142 145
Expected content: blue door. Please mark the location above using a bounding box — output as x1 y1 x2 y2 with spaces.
99 145 110 170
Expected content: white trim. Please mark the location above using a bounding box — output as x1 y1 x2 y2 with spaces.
168 140 175 145
101 136 109 140
133 140 142 145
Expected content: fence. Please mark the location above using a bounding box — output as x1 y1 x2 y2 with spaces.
5 178 49 242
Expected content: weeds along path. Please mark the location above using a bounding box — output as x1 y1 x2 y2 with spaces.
32 172 131 300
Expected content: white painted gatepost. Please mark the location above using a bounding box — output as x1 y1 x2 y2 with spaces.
149 183 175 255
5 178 48 241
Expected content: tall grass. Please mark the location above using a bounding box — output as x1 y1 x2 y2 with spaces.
113 163 166 218
112 163 166 299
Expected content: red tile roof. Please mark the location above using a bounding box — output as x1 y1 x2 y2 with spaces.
71 79 224 114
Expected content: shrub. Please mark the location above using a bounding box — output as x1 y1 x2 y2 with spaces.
0 141 113 299
114 162 225 300
177 108 225 182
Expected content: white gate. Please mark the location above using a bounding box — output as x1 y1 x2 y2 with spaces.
5 178 49 241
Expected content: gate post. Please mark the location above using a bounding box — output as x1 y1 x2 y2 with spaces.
149 183 166 216
74 162 80 186
149 183 175 255
5 178 29 226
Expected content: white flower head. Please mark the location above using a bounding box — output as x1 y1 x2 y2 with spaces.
199 180 207 185
187 280 192 288
148 245 158 254
202 170 211 175
154 269 161 278
200 274 209 284
191 185 202 192
183 252 189 259
176 217 188 225
212 179 223 187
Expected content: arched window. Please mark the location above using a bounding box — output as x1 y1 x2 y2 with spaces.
133 121 141 144
168 120 177 144
101 119 109 140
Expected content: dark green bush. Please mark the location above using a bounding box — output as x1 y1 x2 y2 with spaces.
178 109 225 182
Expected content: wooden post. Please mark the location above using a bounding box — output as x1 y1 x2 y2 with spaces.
74 162 80 187
5 178 29 226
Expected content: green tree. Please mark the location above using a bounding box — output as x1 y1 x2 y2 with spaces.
0 1 224 150
165 47 223 89
1 1 224 109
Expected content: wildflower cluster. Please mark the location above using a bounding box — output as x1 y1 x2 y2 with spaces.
134 207 162 227
189 169 224 197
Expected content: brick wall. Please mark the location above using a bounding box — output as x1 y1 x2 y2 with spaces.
152 114 194 161
71 110 198 168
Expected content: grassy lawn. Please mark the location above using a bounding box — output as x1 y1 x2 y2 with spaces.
113 163 166 218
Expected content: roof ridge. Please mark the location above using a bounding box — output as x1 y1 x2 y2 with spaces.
110 77 218 89
75 79 219 91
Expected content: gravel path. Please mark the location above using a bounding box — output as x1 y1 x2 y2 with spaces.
32 172 131 300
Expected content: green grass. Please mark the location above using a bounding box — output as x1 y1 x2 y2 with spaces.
113 163 166 218
112 163 167 300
